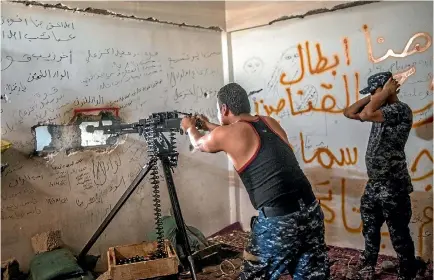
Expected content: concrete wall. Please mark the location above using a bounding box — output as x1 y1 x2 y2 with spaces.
225 1 353 32
230 1 433 260
39 1 226 29
0 1 228 271
2 0 432 272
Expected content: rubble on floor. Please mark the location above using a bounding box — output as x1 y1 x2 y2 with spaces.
31 230 63 254
196 258 242 280
3 230 95 280
1 258 26 280
3 227 431 280
327 246 432 280
205 229 433 280
208 230 248 252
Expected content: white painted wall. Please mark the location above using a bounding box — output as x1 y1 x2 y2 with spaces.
1 2 228 271
37 1 227 30
2 0 433 272
231 1 433 260
225 0 354 32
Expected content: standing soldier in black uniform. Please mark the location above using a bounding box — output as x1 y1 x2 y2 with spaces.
181 83 330 280
343 72 424 280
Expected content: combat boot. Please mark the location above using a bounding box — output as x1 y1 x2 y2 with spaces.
346 260 375 280
397 257 427 280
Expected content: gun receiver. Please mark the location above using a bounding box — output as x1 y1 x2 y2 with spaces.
86 111 204 136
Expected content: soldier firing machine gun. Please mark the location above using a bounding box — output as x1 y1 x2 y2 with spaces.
78 111 204 280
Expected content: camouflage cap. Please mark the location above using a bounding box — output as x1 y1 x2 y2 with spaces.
360 72 393 95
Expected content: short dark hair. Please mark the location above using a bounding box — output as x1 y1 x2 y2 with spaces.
217 83 251 115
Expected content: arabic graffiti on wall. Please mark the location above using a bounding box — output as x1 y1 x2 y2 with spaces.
1 3 228 271
251 28 432 119
362 24 432 64
234 6 433 259
0 16 76 42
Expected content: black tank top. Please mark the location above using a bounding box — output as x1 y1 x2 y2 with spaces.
237 117 315 210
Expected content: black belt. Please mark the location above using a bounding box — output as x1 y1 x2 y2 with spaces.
261 194 316 218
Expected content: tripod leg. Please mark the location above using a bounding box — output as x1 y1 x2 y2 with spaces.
78 159 157 263
160 158 198 280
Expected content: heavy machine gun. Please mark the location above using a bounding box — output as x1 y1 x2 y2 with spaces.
79 111 203 279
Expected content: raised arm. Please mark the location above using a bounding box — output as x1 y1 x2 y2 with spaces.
197 114 220 132
205 123 220 131
181 116 225 153
343 95 371 121
359 78 400 123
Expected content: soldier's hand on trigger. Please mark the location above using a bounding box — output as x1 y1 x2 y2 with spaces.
195 114 210 131
196 114 209 122
383 77 400 95
181 116 196 132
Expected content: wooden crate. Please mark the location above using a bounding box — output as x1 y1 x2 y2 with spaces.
108 240 179 280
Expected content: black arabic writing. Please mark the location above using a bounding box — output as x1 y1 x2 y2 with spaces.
86 48 158 63
1 50 72 71
168 51 221 67
2 29 76 42
1 16 75 30
27 69 70 83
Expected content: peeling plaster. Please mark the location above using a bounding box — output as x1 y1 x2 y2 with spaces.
31 111 127 157
9 0 223 31
6 1 379 32
269 1 380 26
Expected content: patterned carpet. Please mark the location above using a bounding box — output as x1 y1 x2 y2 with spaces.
202 227 433 280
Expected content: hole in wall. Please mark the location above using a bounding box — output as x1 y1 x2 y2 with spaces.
32 107 126 157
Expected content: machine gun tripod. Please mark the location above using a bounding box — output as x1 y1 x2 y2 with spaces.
78 111 202 280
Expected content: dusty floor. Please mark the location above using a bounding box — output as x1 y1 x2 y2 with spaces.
200 229 433 280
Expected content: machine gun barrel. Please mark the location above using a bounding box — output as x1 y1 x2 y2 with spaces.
86 122 140 135
85 111 204 136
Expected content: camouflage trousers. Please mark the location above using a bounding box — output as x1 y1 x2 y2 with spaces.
360 179 415 277
239 200 330 280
